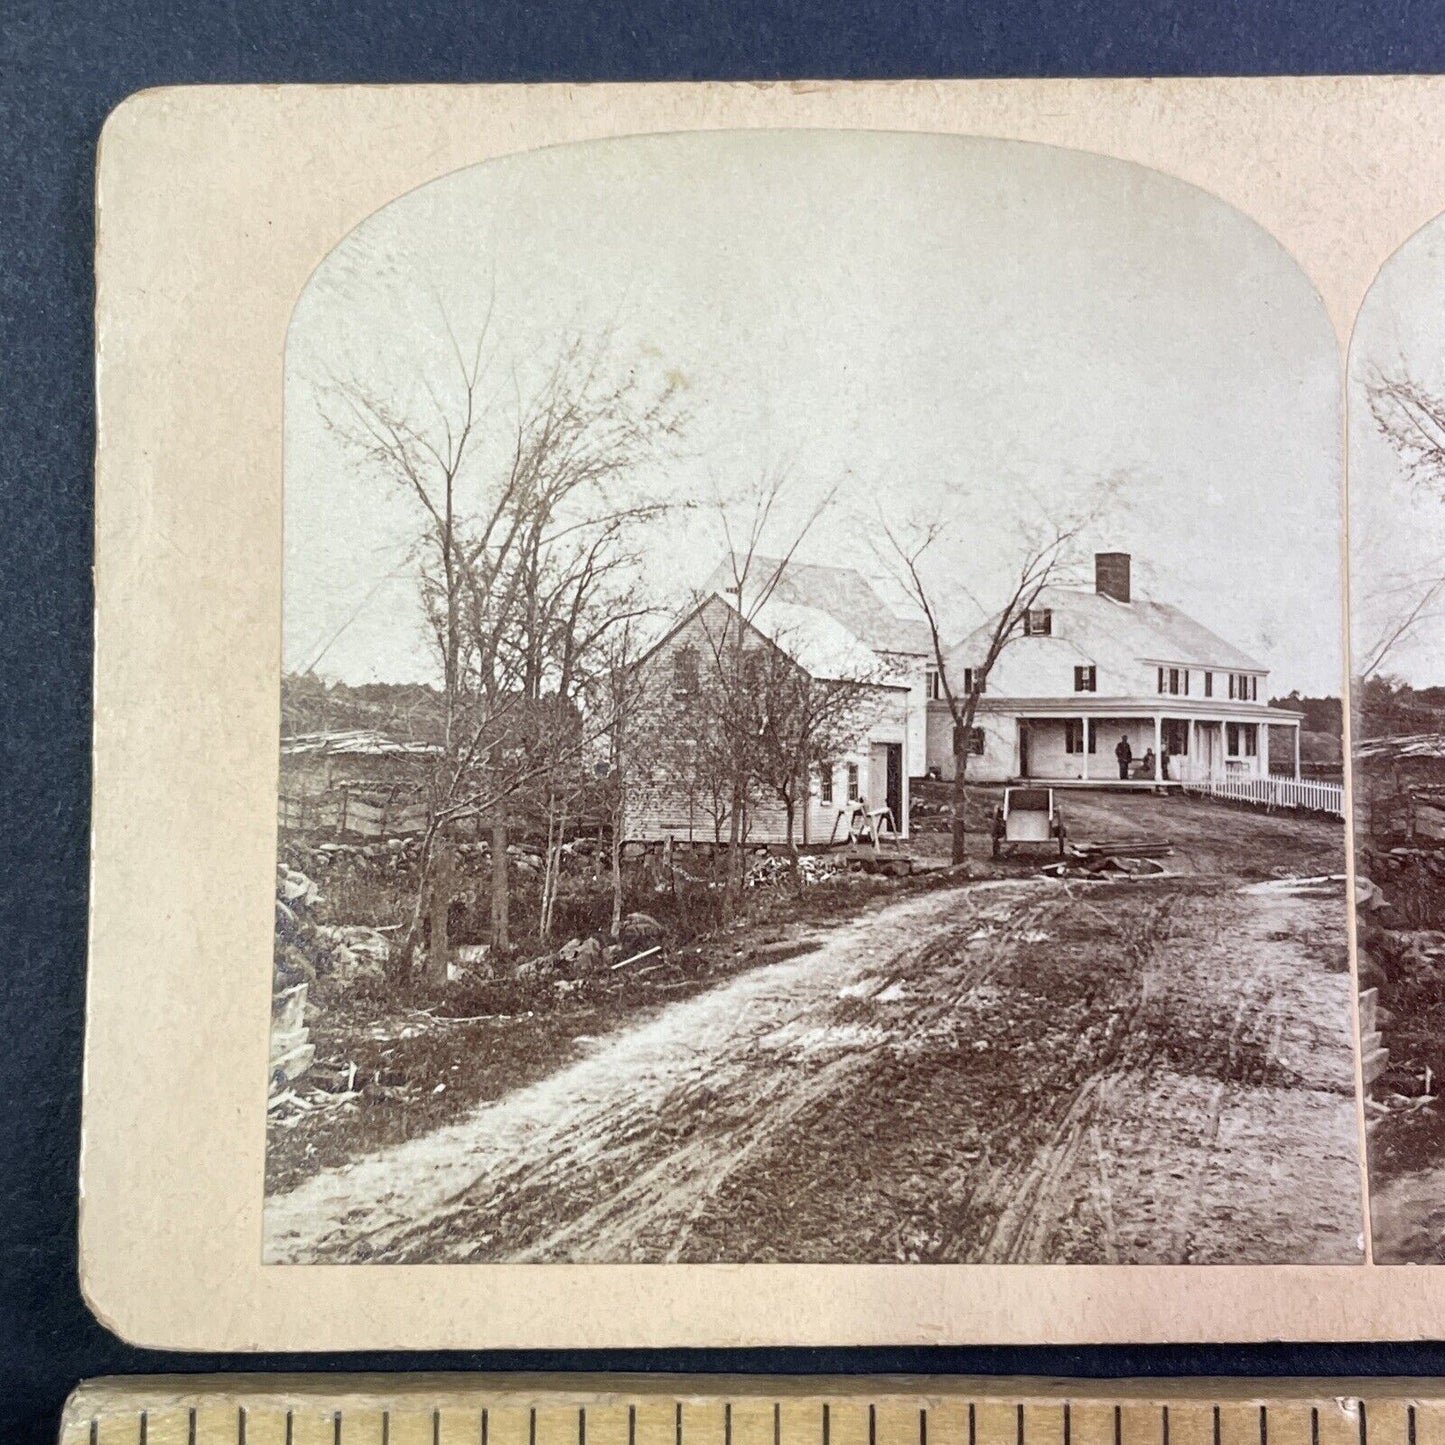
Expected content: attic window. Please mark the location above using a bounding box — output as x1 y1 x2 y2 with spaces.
1023 608 1053 637
1073 664 1096 693
672 645 699 695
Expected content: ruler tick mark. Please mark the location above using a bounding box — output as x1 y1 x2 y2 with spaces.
1018 1404 1025 1445
1360 1402 1369 1445
726 1403 732 1445
774 1402 781 1445
920 1406 928 1445
1163 1407 1170 1445
677 1401 683 1445
1064 1405 1072 1445
581 1405 588 1445
970 1403 977 1445
629 1406 636 1445
1410 1407 1418 1445
1115 1406 1123 1445
434 1409 441 1445
531 1407 537 1445
1313 1409 1320 1445
1260 1406 1268 1445
239 1406 247 1445
823 1403 831 1445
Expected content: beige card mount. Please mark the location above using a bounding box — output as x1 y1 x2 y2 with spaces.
86 78 1445 1349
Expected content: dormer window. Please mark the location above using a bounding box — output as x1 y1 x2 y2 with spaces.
1023 608 1053 637
1073 665 1097 693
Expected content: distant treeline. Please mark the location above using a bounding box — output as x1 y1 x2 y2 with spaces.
1267 692 1342 737
1356 677 1445 736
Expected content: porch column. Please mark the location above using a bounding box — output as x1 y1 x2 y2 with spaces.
1153 714 1162 781
1082 716 1091 780
1292 723 1301 781
1189 718 1197 781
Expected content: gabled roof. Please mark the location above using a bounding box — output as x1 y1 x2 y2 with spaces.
947 582 1266 681
749 597 903 685
702 554 933 656
634 591 906 689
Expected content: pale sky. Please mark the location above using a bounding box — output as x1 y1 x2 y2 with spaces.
1350 214 1445 688
284 130 1342 696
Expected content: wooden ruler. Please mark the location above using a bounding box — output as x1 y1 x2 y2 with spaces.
59 1377 1445 1445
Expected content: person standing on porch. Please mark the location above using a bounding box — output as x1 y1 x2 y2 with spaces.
1115 733 1132 780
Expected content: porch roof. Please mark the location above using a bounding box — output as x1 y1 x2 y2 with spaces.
959 696 1303 722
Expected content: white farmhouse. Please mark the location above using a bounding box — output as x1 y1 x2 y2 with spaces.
927 552 1304 785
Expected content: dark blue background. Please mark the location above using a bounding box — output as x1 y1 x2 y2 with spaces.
7 2 1445 1441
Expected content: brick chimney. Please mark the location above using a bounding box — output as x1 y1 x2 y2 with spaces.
1095 551 1131 603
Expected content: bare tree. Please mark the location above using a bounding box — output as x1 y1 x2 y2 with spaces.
324 320 681 987
1361 372 1445 677
692 473 835 912
744 632 884 885
880 504 1104 869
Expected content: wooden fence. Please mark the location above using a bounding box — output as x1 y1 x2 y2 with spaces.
1181 775 1344 817
277 788 431 839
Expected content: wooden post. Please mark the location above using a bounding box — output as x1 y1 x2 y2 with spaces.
491 814 510 951
1153 715 1162 782
1293 723 1301 780
1081 717 1090 781
428 827 452 989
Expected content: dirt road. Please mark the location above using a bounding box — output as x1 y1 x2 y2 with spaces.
265 797 1361 1264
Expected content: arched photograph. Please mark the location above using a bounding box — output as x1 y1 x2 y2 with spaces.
261 131 1360 1266
1350 209 1445 1264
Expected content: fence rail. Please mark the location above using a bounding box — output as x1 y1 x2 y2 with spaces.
278 789 431 839
1182 775 1344 817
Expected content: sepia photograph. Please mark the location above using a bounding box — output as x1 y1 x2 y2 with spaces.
260 130 1360 1266
1350 207 1445 1264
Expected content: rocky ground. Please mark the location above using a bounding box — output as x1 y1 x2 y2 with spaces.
264 790 1361 1265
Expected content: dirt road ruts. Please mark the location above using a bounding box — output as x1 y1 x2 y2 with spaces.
264 869 1361 1265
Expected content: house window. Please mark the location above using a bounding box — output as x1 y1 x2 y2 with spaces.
1204 671 1213 698
1163 719 1189 756
1064 719 1096 754
820 763 834 804
672 645 699 694
1024 608 1053 637
1073 664 1097 693
1226 722 1258 757
925 667 942 701
1250 675 1258 702
1168 667 1181 695
1229 672 1257 702
846 762 859 801
953 724 986 756
962 667 985 696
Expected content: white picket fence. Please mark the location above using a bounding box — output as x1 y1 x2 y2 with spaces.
1181 775 1344 817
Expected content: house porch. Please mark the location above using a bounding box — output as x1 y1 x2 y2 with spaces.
1011 711 1300 784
